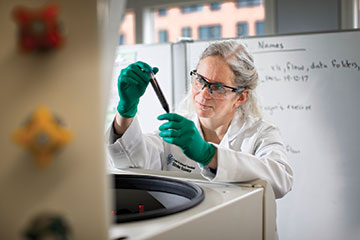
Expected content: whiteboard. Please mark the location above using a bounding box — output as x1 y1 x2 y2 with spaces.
186 31 360 240
106 43 173 133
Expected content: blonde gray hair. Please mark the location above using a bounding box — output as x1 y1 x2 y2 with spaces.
178 39 261 118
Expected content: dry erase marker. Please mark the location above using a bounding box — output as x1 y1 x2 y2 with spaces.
139 67 170 113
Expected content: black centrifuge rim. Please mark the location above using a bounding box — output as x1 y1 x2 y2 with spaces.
112 174 205 223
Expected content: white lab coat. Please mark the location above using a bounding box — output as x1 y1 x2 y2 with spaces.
106 111 293 199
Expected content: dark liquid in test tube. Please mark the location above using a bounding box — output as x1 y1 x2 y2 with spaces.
149 72 170 113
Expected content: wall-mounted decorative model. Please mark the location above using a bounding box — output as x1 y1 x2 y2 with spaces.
12 4 64 52
23 212 72 240
13 106 73 168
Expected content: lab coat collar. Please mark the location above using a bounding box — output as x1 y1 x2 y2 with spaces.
192 111 246 144
193 114 204 138
226 111 247 142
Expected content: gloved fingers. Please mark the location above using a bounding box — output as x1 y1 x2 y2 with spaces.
152 67 159 74
158 121 183 131
120 70 149 87
135 61 159 75
118 67 145 85
118 78 144 95
161 137 175 145
126 64 151 85
157 113 184 122
134 61 152 73
134 62 159 79
161 136 183 146
159 129 181 138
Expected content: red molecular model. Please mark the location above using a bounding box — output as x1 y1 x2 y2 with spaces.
12 4 64 52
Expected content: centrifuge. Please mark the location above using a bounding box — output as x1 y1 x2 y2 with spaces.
109 168 276 240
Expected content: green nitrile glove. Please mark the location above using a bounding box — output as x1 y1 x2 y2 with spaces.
157 113 216 166
117 61 159 118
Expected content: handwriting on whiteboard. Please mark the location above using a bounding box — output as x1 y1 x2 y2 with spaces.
263 103 312 115
259 58 360 84
266 59 360 73
286 144 301 154
251 40 306 54
331 59 360 71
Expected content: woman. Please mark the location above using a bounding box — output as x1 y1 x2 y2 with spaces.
107 40 293 199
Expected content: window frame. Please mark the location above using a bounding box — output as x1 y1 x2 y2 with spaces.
236 22 249 36
255 20 265 35
210 2 222 11
119 34 125 45
198 24 222 40
158 8 167 16
181 27 192 37
236 0 262 8
181 4 204 14
159 29 168 43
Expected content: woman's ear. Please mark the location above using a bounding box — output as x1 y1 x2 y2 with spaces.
234 90 249 108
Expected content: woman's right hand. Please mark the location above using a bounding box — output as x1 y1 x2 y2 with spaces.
116 61 159 118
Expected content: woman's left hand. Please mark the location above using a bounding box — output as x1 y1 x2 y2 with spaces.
157 113 215 166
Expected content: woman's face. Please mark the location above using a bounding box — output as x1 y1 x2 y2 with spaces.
192 56 247 122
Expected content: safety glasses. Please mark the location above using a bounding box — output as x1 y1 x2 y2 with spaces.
190 70 244 99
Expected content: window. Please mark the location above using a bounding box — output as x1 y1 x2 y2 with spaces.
159 30 168 43
152 1 265 43
236 0 262 7
118 11 135 45
119 34 125 45
182 27 192 37
158 8 167 16
237 22 248 36
120 14 125 21
256 21 265 35
199 25 222 40
210 2 221 11
181 4 203 13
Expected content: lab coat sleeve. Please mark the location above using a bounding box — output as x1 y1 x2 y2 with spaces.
201 125 293 199
106 117 164 170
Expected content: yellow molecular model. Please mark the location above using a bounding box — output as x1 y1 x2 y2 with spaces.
13 106 73 167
